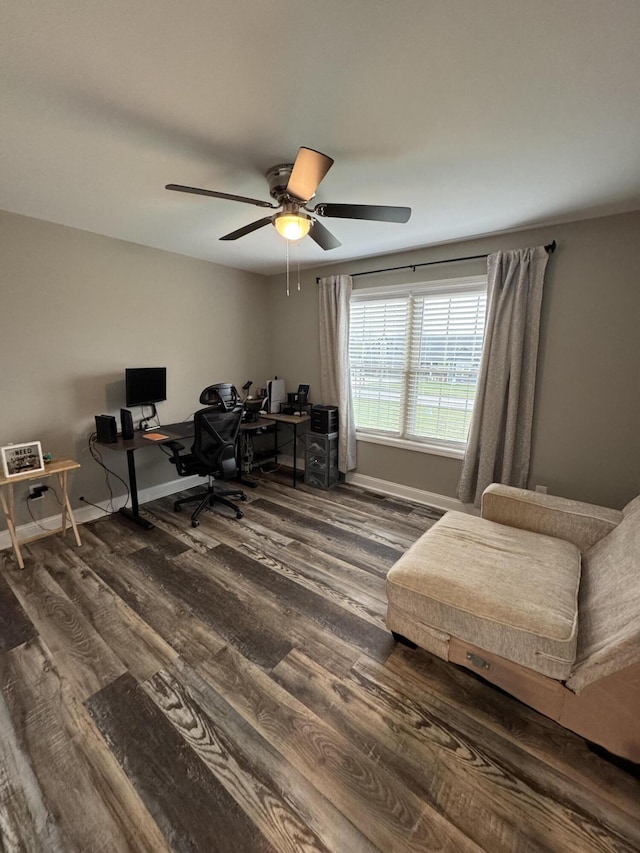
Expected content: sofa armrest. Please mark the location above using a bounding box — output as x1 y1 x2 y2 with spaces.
481 485 623 553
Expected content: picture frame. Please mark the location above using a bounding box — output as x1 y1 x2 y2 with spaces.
1 441 45 479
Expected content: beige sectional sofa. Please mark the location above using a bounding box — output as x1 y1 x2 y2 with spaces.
386 484 640 762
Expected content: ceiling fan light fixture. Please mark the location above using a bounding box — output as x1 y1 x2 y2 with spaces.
167 146 410 251
273 210 311 241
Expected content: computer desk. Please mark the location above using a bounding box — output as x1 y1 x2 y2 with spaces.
264 413 310 488
96 413 310 530
95 426 191 530
238 413 310 488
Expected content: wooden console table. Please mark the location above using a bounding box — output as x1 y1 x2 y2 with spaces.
0 457 82 569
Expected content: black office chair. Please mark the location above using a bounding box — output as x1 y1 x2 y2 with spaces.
199 383 240 410
167 405 246 527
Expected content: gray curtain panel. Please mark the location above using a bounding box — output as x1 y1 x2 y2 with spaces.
457 246 549 506
318 275 357 473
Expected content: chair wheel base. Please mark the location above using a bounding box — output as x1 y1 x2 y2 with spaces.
191 520 199 528
236 510 244 519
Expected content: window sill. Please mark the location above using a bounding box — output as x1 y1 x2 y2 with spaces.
355 432 466 460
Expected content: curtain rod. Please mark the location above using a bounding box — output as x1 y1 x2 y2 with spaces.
316 240 556 283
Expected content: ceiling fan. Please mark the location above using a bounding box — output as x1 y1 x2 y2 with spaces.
165 146 411 250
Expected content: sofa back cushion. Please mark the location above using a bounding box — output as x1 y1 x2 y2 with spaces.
622 493 640 519
567 508 640 692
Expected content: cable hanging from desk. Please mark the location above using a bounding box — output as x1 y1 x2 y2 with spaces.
315 240 556 283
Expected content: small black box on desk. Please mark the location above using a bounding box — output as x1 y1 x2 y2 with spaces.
311 404 338 435
95 414 118 443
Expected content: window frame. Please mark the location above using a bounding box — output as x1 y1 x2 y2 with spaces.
349 274 487 459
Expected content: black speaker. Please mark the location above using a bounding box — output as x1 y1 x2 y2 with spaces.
120 408 134 440
95 414 118 444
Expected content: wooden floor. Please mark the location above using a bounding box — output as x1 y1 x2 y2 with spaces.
1 472 639 853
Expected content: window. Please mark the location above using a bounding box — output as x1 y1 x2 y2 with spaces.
349 276 487 455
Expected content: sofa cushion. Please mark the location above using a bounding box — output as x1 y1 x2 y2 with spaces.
622 493 640 519
386 511 581 679
566 510 640 693
481 485 623 553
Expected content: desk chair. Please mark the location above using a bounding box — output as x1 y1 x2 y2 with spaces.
199 383 240 410
167 405 246 527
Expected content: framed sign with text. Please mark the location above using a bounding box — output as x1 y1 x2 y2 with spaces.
1 441 45 479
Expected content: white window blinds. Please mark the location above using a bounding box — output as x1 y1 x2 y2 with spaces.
349 295 408 434
349 276 487 451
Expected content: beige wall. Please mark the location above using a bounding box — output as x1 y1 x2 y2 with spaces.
0 211 270 523
266 211 640 509
2 208 637 525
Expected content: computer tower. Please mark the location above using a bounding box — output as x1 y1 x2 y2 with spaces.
266 378 286 414
95 414 118 444
120 408 135 440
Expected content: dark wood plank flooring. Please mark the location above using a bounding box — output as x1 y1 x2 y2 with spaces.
1 472 639 852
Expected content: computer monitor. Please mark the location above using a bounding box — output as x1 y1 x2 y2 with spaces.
125 367 167 408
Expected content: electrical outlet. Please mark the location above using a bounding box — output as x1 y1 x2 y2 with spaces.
28 484 48 500
535 484 548 494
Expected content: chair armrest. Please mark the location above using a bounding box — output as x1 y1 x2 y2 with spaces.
164 440 186 467
481 484 623 553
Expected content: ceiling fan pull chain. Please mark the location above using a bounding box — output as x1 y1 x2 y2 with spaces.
297 243 301 292
286 240 290 296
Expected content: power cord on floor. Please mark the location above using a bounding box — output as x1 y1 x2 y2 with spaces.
78 496 113 516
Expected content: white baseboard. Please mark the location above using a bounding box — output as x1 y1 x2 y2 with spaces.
0 475 202 552
255 455 472 513
344 472 477 514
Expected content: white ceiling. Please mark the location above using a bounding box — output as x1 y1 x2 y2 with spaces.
2 1 640 275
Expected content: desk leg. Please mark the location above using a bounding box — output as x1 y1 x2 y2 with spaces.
57 471 82 547
0 485 24 569
292 422 298 488
119 448 154 530
60 470 69 534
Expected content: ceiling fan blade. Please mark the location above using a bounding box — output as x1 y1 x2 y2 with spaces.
314 202 411 223
166 184 276 209
286 147 334 202
220 217 273 241
308 219 341 250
